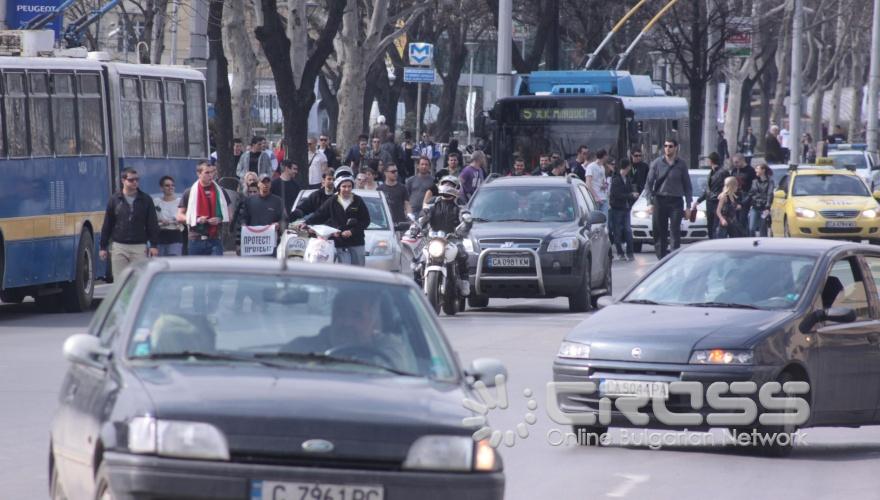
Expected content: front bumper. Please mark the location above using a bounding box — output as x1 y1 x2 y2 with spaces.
552 359 778 430
102 451 504 500
630 218 710 243
468 248 585 298
787 217 880 239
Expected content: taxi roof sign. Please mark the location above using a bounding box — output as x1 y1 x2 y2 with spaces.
814 157 834 166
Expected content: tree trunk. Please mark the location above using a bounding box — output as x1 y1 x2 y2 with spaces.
759 71 772 143
724 77 745 151
544 0 560 70
434 18 467 143
848 30 867 142
770 0 793 126
224 0 257 143
828 1 847 132
318 73 339 140
741 78 755 137
335 0 368 154
150 0 169 63
689 81 706 168
208 0 235 178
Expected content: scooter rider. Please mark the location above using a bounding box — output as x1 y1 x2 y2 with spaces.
302 176 371 266
418 176 472 296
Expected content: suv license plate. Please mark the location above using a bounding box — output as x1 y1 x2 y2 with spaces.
601 379 669 400
488 256 530 268
251 481 383 500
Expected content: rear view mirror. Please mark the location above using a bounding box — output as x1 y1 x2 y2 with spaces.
63 334 110 370
873 191 880 201
596 296 615 309
466 358 507 387
822 307 856 324
774 190 786 199
588 211 607 225
263 287 309 304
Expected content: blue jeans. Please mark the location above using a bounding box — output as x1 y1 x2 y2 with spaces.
336 246 366 266
158 243 184 256
610 208 633 256
748 207 769 236
189 238 224 256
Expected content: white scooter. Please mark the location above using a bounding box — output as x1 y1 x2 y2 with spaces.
276 222 340 264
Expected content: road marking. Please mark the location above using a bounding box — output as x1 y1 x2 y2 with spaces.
606 473 649 498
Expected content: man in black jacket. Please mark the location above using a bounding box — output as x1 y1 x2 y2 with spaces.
99 168 160 276
421 181 472 296
645 139 693 259
630 149 650 193
304 176 371 266
694 152 728 239
609 160 639 260
292 172 335 219
238 175 287 255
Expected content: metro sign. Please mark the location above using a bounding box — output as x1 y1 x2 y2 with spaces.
408 43 433 66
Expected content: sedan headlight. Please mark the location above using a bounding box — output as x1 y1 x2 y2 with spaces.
128 417 230 460
428 239 446 258
547 237 579 252
462 238 475 253
403 435 475 471
557 341 590 359
371 240 391 256
689 349 754 365
862 209 878 218
696 209 706 220
795 207 817 218
632 210 650 219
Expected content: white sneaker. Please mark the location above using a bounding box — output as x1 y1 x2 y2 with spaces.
460 279 471 297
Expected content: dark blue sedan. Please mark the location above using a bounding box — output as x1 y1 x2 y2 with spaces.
50 258 505 499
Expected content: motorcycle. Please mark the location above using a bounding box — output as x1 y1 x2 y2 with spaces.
400 214 425 286
418 213 473 316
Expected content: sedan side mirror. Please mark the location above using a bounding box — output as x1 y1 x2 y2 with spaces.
774 189 786 199
596 296 615 309
821 307 856 324
466 358 507 387
588 211 607 225
872 191 880 201
63 334 111 370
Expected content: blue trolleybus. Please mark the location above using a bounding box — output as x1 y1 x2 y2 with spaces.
485 70 689 174
0 54 208 311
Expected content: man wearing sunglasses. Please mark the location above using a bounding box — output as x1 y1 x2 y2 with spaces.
644 139 693 259
99 168 160 276
630 149 650 194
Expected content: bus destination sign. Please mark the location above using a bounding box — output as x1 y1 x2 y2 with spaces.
519 107 598 122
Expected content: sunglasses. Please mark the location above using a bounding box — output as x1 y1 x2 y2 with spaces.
320 138 328 141
386 169 398 174
664 144 676 148
125 177 140 182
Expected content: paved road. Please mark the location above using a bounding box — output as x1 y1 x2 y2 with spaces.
3 255 880 499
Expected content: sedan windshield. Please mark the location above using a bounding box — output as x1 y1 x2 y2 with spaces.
363 197 389 230
470 187 576 222
127 273 456 380
625 251 817 310
792 174 869 196
831 153 868 170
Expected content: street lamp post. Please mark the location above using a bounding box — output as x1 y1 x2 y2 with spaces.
867 0 880 162
496 0 512 99
466 42 478 147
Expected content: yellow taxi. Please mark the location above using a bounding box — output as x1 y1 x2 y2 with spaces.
770 168 880 241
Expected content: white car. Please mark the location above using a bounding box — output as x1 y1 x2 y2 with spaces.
826 145 877 188
629 169 710 253
292 189 410 272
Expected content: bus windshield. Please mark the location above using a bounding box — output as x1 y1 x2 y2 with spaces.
500 123 620 172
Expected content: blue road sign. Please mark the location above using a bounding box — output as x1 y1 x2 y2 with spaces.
403 67 435 84
408 43 433 66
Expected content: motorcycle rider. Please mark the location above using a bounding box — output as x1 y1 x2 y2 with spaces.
416 176 472 296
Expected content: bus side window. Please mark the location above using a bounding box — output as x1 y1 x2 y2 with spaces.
29 73 52 157
51 73 77 156
142 79 165 157
165 81 186 157
121 76 143 156
78 73 105 155
186 81 207 158
4 72 27 157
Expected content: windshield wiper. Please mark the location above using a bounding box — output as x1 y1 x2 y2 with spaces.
255 351 422 377
685 301 761 310
622 299 665 305
495 218 541 223
138 350 288 368
472 217 491 222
